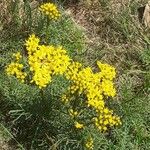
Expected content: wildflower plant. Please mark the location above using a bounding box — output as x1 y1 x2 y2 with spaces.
39 2 61 42
64 60 121 132
5 2 121 149
5 34 121 149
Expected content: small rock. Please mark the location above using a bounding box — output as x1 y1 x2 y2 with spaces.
143 1 150 28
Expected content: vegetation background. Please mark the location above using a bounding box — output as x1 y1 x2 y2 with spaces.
0 0 150 149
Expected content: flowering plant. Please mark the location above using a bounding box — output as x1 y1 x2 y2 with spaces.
6 34 121 149
5 2 121 149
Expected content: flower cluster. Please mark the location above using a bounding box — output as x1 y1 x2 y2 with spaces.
69 109 78 118
25 34 39 55
94 108 121 131
64 61 121 131
6 52 27 83
25 34 70 88
39 3 60 20
97 61 116 80
13 52 22 62
74 121 84 129
85 137 94 150
6 34 121 133
5 2 122 149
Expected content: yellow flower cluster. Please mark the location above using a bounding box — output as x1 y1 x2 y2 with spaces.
39 3 60 20
85 137 94 150
6 52 27 83
98 62 116 97
25 34 70 88
64 61 121 131
97 61 116 80
74 121 84 129
61 94 69 103
6 63 27 83
25 34 39 55
94 108 121 131
13 52 22 62
69 109 78 118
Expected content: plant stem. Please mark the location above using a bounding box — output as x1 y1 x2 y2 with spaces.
46 16 50 43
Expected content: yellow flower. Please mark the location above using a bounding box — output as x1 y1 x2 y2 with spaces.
39 3 60 20
101 79 116 97
85 137 94 150
25 34 40 55
5 62 27 82
74 121 84 129
61 94 69 103
97 61 116 80
13 52 22 61
103 126 107 131
69 109 78 117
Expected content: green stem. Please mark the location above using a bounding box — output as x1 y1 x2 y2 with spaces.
46 16 50 43
40 89 46 110
40 88 49 118
40 88 44 98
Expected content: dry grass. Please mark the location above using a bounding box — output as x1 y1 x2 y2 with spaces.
0 0 39 32
0 124 16 150
65 0 147 68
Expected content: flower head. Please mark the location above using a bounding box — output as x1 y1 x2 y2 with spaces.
75 121 84 129
39 3 60 20
13 52 22 62
85 137 94 150
6 62 27 83
97 61 116 80
64 61 121 131
25 35 71 88
25 34 40 55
